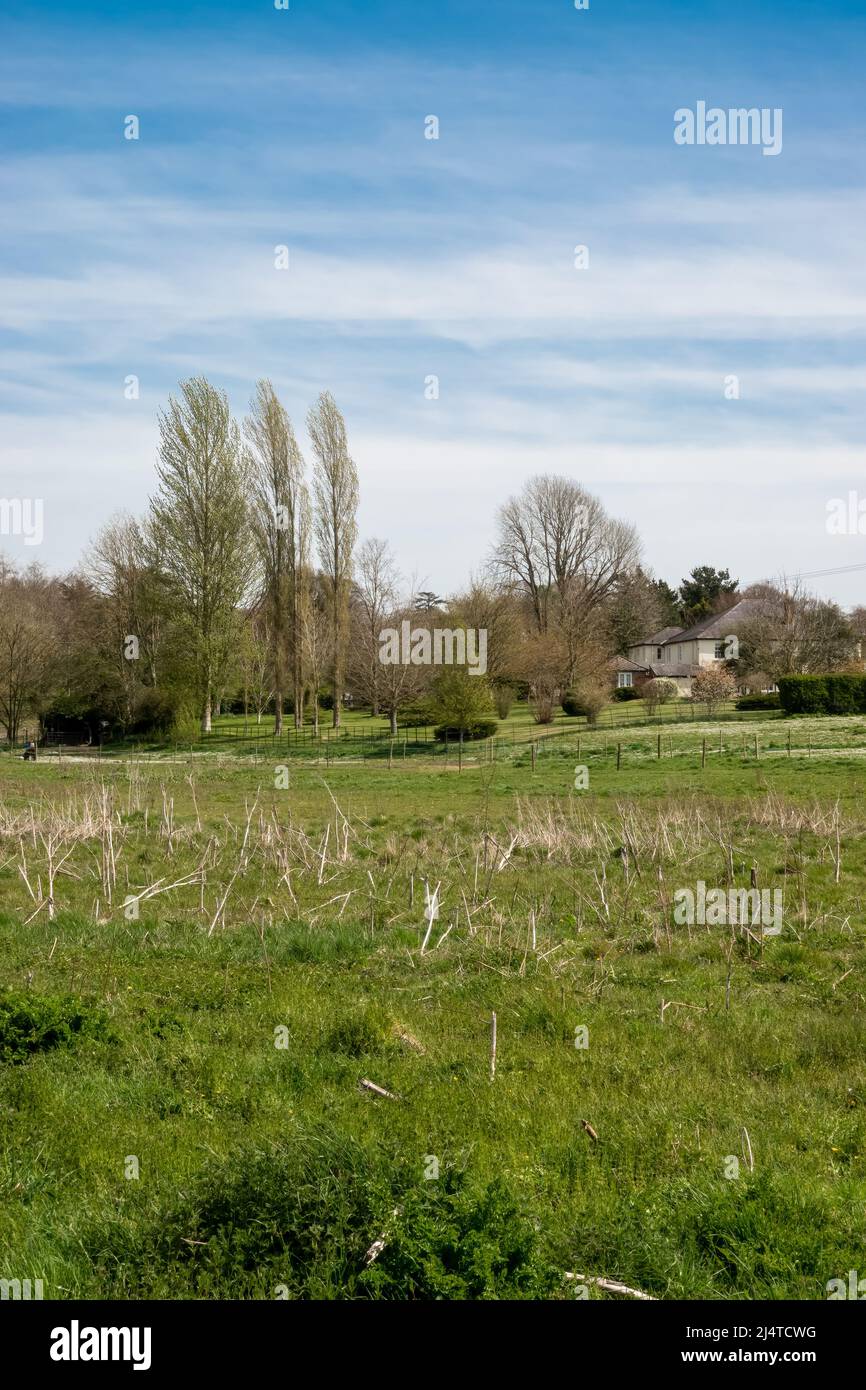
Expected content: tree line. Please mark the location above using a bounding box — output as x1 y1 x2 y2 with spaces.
0 376 862 743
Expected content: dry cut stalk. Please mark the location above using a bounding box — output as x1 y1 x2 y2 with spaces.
359 1078 401 1101
565 1272 656 1301
742 1126 754 1173
363 1206 403 1267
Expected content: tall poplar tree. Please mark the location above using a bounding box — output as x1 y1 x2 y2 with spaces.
307 392 358 728
245 380 310 733
149 378 253 733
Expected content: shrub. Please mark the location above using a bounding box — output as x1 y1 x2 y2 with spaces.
691 666 736 715
493 684 515 719
322 1007 392 1057
80 1132 559 1300
560 692 586 717
561 686 607 723
612 686 641 702
396 703 433 728
430 670 495 734
434 720 497 742
360 1174 560 1300
530 690 556 724
170 698 201 742
735 693 780 711
643 678 679 713
0 989 110 1064
130 687 179 735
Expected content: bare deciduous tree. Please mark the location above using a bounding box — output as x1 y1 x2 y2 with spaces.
493 475 639 685
738 580 856 680
377 606 431 736
240 613 275 725
0 566 56 743
87 512 166 720
351 538 400 717
447 576 521 687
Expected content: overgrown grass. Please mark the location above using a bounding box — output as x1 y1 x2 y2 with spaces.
0 744 864 1299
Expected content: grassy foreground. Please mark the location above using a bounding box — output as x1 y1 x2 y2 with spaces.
1 736 865 1299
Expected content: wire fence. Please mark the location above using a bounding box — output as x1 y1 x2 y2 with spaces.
5 699 865 769
3 717 864 769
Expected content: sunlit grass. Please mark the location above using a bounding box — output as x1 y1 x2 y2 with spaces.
1 743 864 1299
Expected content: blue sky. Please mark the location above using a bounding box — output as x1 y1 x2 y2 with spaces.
2 0 866 602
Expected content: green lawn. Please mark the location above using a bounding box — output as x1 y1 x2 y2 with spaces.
197 695 773 744
1 736 864 1299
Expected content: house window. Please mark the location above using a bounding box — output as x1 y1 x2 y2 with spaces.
656 647 662 659
617 672 633 688
714 642 725 659
677 645 682 659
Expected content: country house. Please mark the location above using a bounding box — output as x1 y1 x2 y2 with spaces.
611 598 767 697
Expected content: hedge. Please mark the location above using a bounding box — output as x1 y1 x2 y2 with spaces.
434 721 498 742
776 674 866 715
735 693 780 711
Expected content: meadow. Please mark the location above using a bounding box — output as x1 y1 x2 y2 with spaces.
1 712 865 1300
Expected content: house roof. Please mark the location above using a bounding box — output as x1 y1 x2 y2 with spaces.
646 662 701 678
667 598 766 643
608 656 649 672
644 626 684 645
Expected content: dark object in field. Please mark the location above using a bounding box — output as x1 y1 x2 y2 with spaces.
22 740 37 761
434 720 497 742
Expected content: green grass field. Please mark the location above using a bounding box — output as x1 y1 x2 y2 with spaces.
2 720 865 1299
37 694 788 762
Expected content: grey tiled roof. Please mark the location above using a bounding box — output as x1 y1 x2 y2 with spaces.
666 598 766 643
646 662 701 678
608 656 650 672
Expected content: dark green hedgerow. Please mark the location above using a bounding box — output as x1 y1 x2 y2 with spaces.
777 674 866 715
